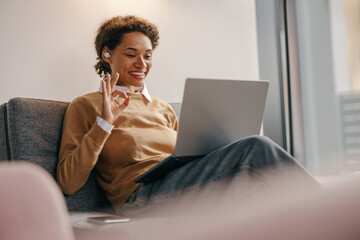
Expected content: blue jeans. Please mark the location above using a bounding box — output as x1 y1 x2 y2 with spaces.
121 135 319 215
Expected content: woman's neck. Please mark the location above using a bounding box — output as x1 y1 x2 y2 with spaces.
128 85 135 93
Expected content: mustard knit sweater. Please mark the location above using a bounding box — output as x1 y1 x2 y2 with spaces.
57 91 178 212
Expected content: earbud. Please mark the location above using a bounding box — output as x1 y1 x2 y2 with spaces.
104 51 110 59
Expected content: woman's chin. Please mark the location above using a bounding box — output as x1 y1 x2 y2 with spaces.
132 80 145 88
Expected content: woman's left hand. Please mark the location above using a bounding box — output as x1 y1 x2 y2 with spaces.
101 73 130 124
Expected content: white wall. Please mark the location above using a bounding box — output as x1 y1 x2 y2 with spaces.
0 0 259 104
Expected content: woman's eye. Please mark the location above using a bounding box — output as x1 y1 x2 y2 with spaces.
145 55 152 59
126 54 136 58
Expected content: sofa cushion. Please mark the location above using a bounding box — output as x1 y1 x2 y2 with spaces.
6 98 111 211
0 103 9 161
7 98 68 171
170 103 181 118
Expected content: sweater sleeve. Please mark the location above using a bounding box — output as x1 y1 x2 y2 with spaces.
57 97 111 195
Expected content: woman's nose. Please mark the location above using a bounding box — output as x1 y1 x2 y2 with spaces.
135 57 146 69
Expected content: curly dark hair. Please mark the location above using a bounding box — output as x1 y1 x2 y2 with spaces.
94 15 160 78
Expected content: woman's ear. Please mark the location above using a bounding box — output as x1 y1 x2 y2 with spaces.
102 47 111 64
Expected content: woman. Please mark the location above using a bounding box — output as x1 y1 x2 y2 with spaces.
57 15 318 215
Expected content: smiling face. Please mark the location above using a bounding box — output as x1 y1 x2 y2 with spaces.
103 32 153 90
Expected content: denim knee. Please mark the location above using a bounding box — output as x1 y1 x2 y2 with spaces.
237 135 274 150
232 135 282 168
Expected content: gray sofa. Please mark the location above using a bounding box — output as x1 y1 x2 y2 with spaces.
0 97 181 213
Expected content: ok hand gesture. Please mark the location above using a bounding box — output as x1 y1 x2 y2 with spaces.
101 73 130 124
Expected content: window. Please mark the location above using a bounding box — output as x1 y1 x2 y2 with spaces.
257 0 360 176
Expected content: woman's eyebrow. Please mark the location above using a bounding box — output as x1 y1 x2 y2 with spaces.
123 48 153 52
123 47 137 51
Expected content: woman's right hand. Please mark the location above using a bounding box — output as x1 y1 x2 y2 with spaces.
101 73 130 125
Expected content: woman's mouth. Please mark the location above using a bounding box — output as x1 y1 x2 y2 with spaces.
129 71 145 79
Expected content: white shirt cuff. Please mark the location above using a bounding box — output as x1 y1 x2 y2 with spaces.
96 116 114 133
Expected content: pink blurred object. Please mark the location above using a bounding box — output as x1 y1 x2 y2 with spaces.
0 162 74 240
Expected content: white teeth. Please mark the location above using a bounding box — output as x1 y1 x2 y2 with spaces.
130 72 144 76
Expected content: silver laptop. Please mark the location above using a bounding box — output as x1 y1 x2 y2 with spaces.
135 78 269 183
